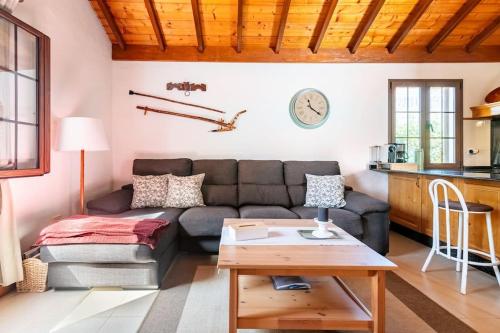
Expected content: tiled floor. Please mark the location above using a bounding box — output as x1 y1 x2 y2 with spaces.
0 288 158 333
0 232 499 333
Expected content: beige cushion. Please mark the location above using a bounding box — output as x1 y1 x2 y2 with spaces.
165 174 205 208
131 174 169 209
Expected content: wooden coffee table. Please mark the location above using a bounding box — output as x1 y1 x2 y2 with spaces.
217 219 397 333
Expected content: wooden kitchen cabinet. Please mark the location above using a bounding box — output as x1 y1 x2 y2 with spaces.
388 173 422 231
388 173 500 258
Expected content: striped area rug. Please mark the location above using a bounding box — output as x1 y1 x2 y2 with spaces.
140 254 475 333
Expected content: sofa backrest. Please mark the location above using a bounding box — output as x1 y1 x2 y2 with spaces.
284 161 341 206
133 158 192 176
130 159 342 208
192 159 238 207
238 160 290 207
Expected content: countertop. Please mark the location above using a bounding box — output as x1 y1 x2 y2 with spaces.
373 168 500 182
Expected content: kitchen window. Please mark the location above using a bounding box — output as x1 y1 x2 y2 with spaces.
0 10 50 178
389 79 463 169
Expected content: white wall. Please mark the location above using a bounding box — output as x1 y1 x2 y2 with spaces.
112 62 500 201
10 0 113 250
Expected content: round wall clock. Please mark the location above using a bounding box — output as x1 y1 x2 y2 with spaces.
289 88 330 129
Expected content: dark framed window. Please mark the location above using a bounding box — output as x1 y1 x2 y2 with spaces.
389 79 463 169
0 9 50 178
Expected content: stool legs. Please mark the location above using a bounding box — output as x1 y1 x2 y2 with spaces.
485 212 500 287
460 215 469 295
422 210 438 272
456 212 463 272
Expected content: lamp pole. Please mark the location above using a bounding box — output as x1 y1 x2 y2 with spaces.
80 149 85 214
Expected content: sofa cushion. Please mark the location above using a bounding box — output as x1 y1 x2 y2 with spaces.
131 174 169 209
41 208 183 263
165 174 205 208
239 205 298 219
133 158 192 176
193 159 238 206
238 160 290 207
304 174 346 208
284 161 341 207
290 206 363 237
179 206 239 237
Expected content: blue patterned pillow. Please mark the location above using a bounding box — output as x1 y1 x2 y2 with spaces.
304 174 346 208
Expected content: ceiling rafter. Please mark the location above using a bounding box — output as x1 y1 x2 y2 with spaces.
310 0 339 54
236 0 244 53
347 0 385 54
274 0 292 54
466 16 500 53
96 0 125 50
144 0 165 51
386 0 433 54
191 0 204 52
426 0 481 53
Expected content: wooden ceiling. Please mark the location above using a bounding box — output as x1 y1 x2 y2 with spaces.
89 0 500 62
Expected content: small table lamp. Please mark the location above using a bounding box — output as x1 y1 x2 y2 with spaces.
58 117 109 214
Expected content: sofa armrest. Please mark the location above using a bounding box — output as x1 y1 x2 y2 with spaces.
343 190 389 216
87 188 133 215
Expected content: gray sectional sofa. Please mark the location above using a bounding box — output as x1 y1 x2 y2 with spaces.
41 159 390 289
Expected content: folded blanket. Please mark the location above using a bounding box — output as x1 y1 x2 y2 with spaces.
34 215 169 249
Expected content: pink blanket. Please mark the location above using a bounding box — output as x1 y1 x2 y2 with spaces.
34 215 169 249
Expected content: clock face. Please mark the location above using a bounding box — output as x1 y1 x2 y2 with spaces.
290 89 330 129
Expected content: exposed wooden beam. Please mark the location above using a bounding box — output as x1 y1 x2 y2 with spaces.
236 0 244 53
191 0 204 52
96 0 126 50
274 0 292 54
310 0 339 54
113 45 500 63
347 0 385 54
386 0 433 54
426 0 481 53
466 16 500 53
144 0 165 51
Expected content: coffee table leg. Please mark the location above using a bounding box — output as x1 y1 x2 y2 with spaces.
229 269 238 333
371 271 385 333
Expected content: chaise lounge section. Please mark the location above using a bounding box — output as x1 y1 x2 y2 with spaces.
41 159 390 289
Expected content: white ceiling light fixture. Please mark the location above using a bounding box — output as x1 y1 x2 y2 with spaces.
0 0 22 13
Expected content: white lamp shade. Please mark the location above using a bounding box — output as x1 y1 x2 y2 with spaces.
58 117 109 152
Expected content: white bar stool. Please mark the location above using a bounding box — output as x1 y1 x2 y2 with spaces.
421 179 500 294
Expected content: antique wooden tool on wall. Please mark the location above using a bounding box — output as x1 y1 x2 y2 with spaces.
167 82 207 95
137 106 246 132
129 90 224 114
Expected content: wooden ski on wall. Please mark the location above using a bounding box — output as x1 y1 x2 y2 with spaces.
137 106 246 132
129 90 225 114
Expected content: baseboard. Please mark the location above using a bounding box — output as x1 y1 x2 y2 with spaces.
390 222 497 277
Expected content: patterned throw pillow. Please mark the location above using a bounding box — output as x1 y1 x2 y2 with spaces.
164 174 205 208
131 174 169 209
304 174 346 208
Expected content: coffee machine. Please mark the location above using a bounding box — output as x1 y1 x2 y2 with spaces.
380 143 407 163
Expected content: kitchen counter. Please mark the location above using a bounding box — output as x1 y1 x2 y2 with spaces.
374 168 500 182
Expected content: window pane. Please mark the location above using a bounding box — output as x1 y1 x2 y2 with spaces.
408 113 420 137
443 113 455 138
18 76 37 124
430 113 442 138
443 139 455 163
443 87 455 112
17 27 37 79
0 17 15 71
395 113 407 137
430 138 442 163
17 124 38 169
0 71 15 120
430 87 442 112
408 87 420 112
0 121 15 169
407 138 420 163
395 87 407 112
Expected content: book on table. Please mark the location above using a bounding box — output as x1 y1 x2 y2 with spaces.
271 276 311 290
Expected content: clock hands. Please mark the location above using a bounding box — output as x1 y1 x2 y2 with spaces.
307 99 321 116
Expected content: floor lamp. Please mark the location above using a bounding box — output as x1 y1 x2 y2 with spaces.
59 117 109 214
